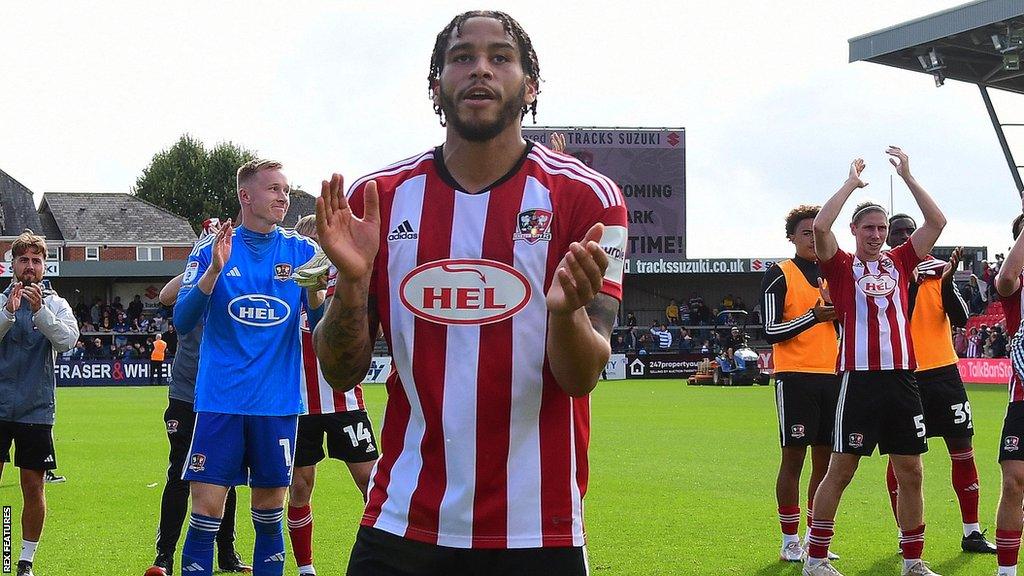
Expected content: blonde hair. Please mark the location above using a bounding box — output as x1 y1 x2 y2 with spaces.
11 229 47 259
294 214 317 239
236 159 283 190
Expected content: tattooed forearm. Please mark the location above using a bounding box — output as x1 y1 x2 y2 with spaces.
313 294 377 391
585 293 619 341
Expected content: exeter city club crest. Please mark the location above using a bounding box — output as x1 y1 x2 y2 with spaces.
1006 436 1020 452
790 424 805 439
512 209 553 244
274 263 293 282
848 433 864 449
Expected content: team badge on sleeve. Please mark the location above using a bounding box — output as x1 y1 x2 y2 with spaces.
512 209 553 244
183 261 200 285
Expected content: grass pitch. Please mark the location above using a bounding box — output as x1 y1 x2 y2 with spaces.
0 380 1011 575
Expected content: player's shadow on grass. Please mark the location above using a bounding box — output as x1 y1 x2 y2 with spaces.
751 562 803 575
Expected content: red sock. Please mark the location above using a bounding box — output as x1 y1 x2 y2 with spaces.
779 505 800 536
950 448 980 524
997 529 1022 568
886 459 900 525
287 504 314 567
900 524 926 560
807 518 835 560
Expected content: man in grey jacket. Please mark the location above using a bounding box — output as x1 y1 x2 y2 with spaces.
0 230 79 576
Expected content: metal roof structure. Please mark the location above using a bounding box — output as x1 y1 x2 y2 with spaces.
850 0 1024 193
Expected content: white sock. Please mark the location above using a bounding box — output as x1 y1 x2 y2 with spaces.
963 522 981 537
783 533 800 545
998 566 1017 576
20 540 38 563
904 558 921 571
806 557 825 567
298 565 317 575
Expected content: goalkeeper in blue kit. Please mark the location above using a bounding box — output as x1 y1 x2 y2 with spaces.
173 160 319 576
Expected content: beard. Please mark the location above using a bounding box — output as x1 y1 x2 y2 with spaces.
439 82 526 142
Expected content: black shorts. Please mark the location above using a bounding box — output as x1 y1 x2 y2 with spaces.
164 398 197 479
0 421 57 470
774 372 840 448
999 402 1024 462
347 526 589 576
295 411 379 468
834 370 928 456
916 364 974 439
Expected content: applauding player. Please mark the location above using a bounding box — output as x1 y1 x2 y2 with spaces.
314 10 627 576
174 160 317 576
805 149 946 576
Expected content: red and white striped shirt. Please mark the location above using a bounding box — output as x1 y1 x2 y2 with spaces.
327 143 628 549
299 309 365 414
821 242 922 371
999 273 1024 402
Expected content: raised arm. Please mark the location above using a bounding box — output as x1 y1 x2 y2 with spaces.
813 159 867 263
312 174 382 391
889 147 947 259
997 209 1024 298
159 273 184 307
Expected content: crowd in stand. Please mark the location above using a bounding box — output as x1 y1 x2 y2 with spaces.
62 294 177 360
612 292 761 355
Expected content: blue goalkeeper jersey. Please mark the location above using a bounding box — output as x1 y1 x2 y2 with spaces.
174 225 317 416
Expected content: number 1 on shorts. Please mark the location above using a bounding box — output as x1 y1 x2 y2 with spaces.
279 438 292 467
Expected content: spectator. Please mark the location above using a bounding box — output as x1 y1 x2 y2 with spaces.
130 316 142 332
700 340 711 354
679 328 693 352
114 314 129 347
90 298 102 326
65 341 85 361
153 314 168 333
139 315 151 333
993 325 1008 358
734 296 746 312
122 344 136 360
626 312 637 327
163 324 178 356
721 293 735 310
967 327 981 358
108 343 121 360
953 327 967 358
110 296 124 314
611 334 629 353
650 324 673 350
968 275 986 314
127 295 144 322
679 300 691 325
665 299 680 325
725 326 744 353
75 301 89 324
689 293 705 323
984 333 995 358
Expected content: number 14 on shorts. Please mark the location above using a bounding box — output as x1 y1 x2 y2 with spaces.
344 423 373 447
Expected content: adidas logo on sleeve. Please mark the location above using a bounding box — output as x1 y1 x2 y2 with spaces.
387 220 418 241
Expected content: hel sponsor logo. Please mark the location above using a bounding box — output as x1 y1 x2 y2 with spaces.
183 261 200 285
512 209 553 244
388 220 418 241
399 259 531 325
790 424 805 439
856 273 896 297
1005 436 1020 452
848 433 864 449
228 294 291 327
166 419 179 434
189 453 207 472
274 263 293 281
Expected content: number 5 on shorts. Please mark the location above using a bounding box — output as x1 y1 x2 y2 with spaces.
914 414 926 438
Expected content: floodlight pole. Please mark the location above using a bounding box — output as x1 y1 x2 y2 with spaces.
979 85 1024 196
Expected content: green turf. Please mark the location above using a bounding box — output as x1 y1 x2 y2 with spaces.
0 380 1012 574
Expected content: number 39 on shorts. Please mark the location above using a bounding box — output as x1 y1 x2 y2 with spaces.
950 401 973 428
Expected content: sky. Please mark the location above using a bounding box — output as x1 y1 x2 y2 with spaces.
2 0 1022 259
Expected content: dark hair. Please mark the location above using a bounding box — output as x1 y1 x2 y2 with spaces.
784 205 820 238
1013 213 1024 240
428 10 541 126
888 213 917 228
851 201 887 224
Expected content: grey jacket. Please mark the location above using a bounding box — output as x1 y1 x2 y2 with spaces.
0 285 79 424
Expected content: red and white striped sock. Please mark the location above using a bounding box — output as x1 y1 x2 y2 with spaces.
807 518 835 560
900 524 926 561
287 504 314 569
779 505 800 540
997 529 1022 572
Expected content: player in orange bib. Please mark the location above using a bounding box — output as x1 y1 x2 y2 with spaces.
762 205 840 562
882 214 994 554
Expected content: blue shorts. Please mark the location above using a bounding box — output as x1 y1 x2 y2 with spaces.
183 412 298 488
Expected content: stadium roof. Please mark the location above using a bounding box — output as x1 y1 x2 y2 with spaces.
40 192 196 244
0 168 44 237
849 0 1024 94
